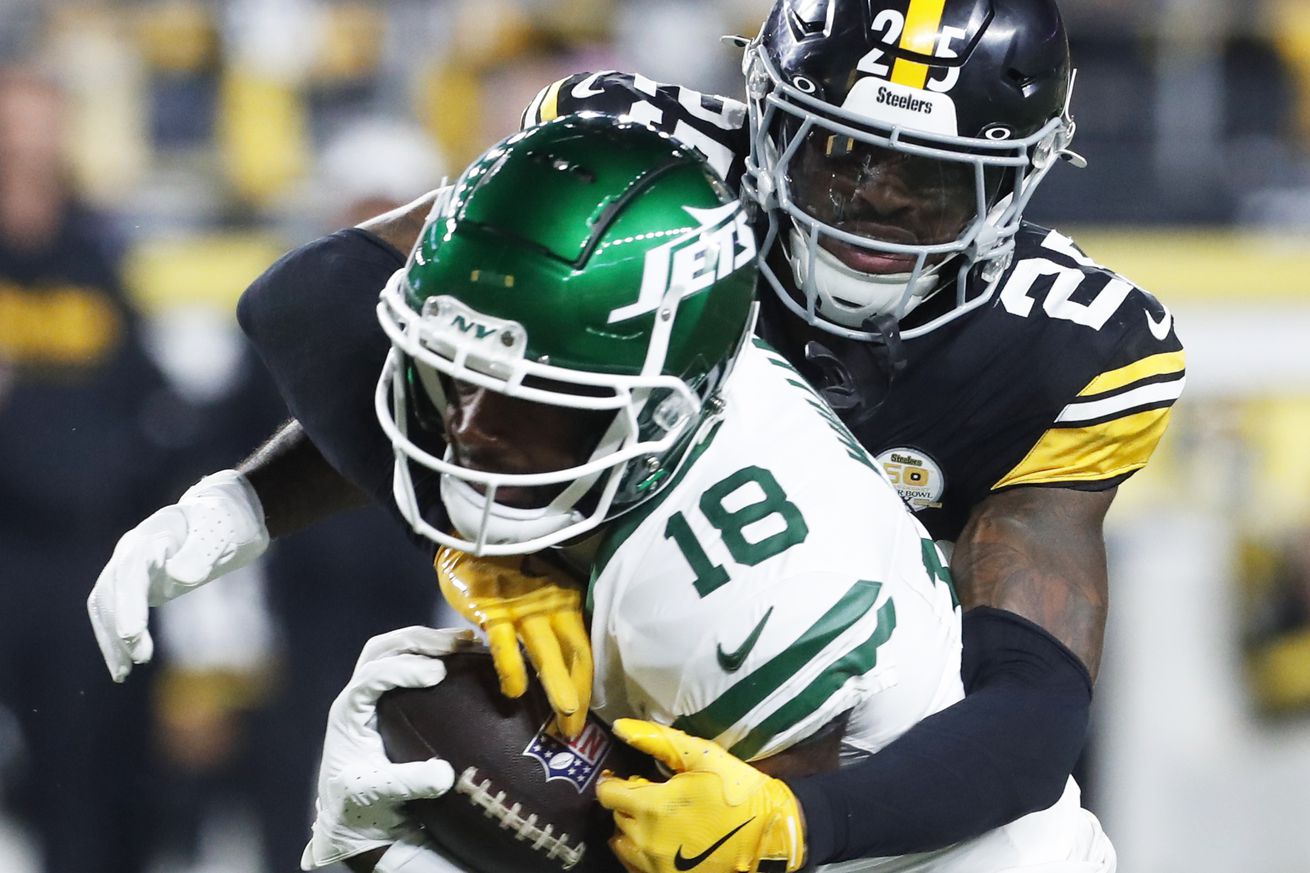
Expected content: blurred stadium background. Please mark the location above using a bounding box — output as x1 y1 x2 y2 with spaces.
1 1 1309 872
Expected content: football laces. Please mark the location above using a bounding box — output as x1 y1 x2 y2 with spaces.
455 766 587 870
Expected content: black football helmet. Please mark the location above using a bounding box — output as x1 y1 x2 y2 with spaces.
742 0 1084 340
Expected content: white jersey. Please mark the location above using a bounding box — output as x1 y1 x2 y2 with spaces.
589 339 959 758
588 340 1115 873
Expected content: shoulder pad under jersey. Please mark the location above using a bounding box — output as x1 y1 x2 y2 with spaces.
985 224 1186 492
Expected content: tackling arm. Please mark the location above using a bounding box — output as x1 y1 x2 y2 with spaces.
953 485 1112 680
355 190 440 253
88 194 438 682
786 485 1108 864
238 418 369 538
237 192 440 537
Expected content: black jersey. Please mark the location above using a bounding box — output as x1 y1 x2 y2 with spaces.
759 225 1185 540
526 71 1185 541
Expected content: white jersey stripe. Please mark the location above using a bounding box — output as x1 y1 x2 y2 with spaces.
1056 375 1185 424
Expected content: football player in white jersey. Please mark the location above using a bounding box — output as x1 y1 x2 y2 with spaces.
295 114 1113 873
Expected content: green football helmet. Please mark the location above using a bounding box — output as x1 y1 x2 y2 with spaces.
375 114 758 555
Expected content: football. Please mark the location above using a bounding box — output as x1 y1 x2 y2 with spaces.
377 650 657 872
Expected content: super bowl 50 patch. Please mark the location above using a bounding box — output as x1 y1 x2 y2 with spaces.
876 447 945 511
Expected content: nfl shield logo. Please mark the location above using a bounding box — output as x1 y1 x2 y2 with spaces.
522 716 612 793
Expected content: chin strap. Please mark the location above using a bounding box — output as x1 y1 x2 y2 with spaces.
802 314 904 428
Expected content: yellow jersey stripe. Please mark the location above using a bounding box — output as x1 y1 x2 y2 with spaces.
992 406 1174 490
538 78 565 123
1078 350 1185 397
891 0 947 89
1057 376 1184 425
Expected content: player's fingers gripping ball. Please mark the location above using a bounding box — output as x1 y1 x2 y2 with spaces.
597 719 806 873
435 546 592 737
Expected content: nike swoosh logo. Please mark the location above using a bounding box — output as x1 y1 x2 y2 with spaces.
1145 306 1173 341
716 607 773 673
673 818 755 871
571 71 608 99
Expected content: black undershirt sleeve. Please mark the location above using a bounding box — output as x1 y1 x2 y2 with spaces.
787 607 1092 865
236 228 406 508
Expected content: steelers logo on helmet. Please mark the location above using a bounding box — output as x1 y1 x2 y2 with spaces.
742 0 1083 342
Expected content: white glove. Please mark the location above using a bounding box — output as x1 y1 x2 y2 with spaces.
302 626 477 871
87 469 269 682
374 832 468 873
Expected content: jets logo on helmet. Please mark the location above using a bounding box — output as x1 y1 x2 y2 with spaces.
743 0 1086 341
375 115 757 555
609 203 757 324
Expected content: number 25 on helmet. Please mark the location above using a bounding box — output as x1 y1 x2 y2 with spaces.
376 115 758 555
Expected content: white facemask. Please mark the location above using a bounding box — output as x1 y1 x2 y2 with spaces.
787 228 941 330
438 475 591 549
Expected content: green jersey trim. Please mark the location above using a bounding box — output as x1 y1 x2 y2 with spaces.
920 539 959 608
728 594 898 760
754 339 880 475
672 579 884 741
589 419 726 604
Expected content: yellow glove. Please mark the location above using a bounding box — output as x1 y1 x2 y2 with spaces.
434 546 592 738
596 719 806 873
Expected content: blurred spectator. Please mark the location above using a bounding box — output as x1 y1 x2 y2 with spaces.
0 64 172 873
1242 531 1310 715
314 118 445 226
135 117 450 873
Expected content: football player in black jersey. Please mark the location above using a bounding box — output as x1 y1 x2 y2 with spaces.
90 0 1181 869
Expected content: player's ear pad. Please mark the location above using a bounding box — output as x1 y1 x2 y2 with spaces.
378 650 660 873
